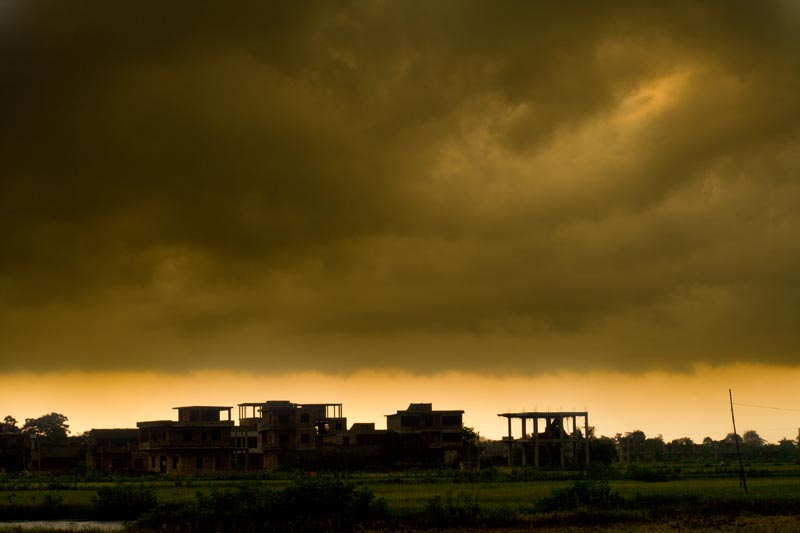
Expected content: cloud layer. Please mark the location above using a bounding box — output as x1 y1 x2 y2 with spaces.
2 1 800 373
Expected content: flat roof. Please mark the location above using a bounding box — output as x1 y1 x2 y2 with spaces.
172 406 232 410
498 411 588 418
89 428 139 434
387 409 464 416
137 420 234 427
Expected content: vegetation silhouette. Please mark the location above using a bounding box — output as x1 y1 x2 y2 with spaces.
21 412 70 445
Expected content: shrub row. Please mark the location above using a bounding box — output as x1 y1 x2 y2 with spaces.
135 479 388 532
3 475 800 530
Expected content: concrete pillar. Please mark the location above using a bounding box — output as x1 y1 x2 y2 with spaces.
572 416 577 464
506 417 512 467
585 414 590 466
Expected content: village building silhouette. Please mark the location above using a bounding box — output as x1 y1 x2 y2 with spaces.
82 402 471 475
6 405 793 474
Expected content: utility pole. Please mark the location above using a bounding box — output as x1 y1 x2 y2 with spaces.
729 389 748 494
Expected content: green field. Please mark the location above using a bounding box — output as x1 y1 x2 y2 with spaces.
1 472 799 510
2 465 800 533
371 476 800 510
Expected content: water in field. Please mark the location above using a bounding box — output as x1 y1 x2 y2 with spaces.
0 520 124 531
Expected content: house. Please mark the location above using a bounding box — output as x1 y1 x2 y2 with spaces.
258 401 345 469
34 436 86 473
386 403 464 465
137 406 235 474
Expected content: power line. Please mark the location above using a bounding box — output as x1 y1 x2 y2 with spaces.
733 402 800 413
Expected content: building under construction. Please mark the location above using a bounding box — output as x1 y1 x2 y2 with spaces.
137 406 235 474
83 400 468 473
498 411 589 468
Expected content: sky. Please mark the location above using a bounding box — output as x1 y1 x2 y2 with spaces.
2 1 800 443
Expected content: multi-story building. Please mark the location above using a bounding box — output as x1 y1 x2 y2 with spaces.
137 406 235 474
82 400 469 473
386 403 464 465
258 401 345 468
233 403 263 470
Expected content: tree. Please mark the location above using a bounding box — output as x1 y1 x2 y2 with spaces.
778 438 797 460
741 430 765 460
589 436 618 465
667 437 695 461
462 426 480 447
644 435 665 461
462 426 481 470
671 437 694 447
22 412 70 445
700 436 716 460
742 430 764 447
723 432 741 444
1 415 20 433
628 430 646 440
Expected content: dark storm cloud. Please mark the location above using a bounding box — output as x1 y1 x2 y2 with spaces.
2 0 800 373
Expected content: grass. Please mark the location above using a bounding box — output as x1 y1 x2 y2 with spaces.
370 480 570 511
369 477 800 512
1 476 798 509
1 466 800 529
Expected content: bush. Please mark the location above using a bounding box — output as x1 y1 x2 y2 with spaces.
538 476 625 512
271 478 388 530
137 478 388 532
417 492 481 528
397 491 519 530
91 484 158 520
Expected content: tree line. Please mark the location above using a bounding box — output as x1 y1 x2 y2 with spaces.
612 428 799 463
1 413 70 445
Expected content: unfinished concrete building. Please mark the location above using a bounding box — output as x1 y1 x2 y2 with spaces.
233 403 263 469
498 411 589 468
92 400 470 473
386 403 464 465
137 406 235 474
229 400 389 470
259 401 346 469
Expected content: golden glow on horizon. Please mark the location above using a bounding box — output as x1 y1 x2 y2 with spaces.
2 364 798 444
